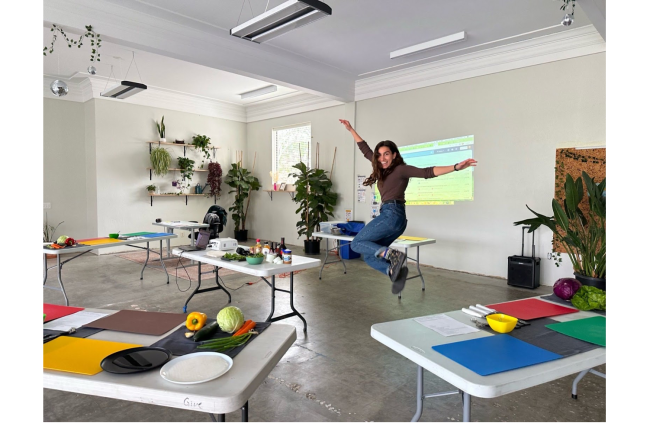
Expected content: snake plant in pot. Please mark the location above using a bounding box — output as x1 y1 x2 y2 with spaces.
514 170 606 290
289 161 338 255
224 162 260 242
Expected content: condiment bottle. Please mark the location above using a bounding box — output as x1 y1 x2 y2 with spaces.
254 239 262 254
262 240 271 255
279 237 287 252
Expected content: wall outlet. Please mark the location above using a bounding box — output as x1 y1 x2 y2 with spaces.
44 202 51 209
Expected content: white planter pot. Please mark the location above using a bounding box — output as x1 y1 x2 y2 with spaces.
159 138 166 143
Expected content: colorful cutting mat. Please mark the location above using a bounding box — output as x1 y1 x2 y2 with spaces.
546 316 606 347
140 233 172 238
486 298 578 320
432 335 562 376
43 304 84 323
76 238 122 245
121 231 155 237
397 236 428 241
83 310 186 336
43 337 141 375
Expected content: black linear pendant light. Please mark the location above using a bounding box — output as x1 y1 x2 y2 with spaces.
231 0 332 43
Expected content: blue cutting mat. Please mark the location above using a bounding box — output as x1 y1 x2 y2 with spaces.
432 335 563 376
141 233 172 238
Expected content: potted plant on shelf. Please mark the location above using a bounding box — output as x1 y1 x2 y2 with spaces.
191 134 212 168
150 147 171 176
224 162 260 242
155 116 166 142
177 157 195 182
514 170 605 290
206 161 223 199
147 184 156 195
289 161 338 255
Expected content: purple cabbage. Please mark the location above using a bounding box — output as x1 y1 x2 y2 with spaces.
553 278 582 300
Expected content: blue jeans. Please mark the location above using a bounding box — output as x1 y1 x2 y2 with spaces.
351 203 407 275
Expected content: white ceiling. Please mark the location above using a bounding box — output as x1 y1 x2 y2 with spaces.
43 0 606 104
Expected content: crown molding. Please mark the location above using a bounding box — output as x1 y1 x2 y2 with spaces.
355 25 606 101
245 92 344 122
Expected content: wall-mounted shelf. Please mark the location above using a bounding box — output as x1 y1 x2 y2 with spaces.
147 168 208 180
147 141 218 157
149 193 216 206
263 190 296 200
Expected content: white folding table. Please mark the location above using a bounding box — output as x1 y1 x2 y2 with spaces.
152 221 209 258
43 234 177 306
43 308 297 422
312 231 436 298
371 298 606 422
173 249 321 332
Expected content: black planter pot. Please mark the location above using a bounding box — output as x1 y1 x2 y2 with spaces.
234 230 248 242
304 239 321 255
574 272 606 291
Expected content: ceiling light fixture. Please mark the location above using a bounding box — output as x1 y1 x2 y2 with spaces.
390 31 466 60
100 52 147 99
240 85 278 99
231 0 332 43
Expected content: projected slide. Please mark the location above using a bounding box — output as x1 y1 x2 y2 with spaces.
376 135 474 205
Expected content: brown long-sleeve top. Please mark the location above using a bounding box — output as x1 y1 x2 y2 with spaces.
358 140 436 202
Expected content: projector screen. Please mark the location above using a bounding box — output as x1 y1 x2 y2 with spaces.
375 135 474 205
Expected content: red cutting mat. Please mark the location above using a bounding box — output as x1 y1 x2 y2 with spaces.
44 303 84 322
486 298 578 320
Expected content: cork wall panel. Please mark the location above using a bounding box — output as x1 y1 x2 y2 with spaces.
553 148 606 253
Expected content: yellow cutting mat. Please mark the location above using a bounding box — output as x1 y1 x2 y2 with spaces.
397 236 428 241
77 238 122 246
44 337 141 375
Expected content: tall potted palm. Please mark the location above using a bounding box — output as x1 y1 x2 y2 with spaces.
514 170 605 290
290 161 338 255
224 162 260 242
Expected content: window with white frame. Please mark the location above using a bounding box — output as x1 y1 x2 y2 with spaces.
272 123 311 184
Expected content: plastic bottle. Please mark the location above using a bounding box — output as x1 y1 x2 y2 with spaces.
262 240 271 255
254 239 262 254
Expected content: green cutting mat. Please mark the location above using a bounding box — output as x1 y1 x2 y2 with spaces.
546 316 606 347
121 232 155 237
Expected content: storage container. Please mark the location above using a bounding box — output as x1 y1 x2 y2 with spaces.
340 241 360 260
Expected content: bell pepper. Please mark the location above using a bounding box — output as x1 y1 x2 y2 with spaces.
186 311 208 331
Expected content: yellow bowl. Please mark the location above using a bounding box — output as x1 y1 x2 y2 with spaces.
486 314 518 333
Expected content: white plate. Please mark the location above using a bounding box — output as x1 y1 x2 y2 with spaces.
159 352 233 384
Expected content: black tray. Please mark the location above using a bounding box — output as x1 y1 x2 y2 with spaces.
101 346 172 374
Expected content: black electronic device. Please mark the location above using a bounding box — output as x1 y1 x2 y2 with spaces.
507 226 540 289
177 229 211 251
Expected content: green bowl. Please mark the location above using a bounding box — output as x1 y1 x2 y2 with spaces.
109 233 120 239
246 256 264 265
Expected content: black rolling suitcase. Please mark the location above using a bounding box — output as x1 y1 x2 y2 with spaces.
507 226 540 289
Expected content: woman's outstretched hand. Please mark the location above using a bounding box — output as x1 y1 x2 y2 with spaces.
339 119 353 131
455 158 478 170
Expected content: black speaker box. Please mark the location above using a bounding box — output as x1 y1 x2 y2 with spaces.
507 227 540 289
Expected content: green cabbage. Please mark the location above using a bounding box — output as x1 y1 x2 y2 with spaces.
216 306 244 333
570 286 606 311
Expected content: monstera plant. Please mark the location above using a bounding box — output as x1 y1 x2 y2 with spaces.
224 162 260 241
290 161 338 255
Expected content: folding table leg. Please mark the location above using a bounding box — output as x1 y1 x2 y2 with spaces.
411 365 424 422
241 401 249 421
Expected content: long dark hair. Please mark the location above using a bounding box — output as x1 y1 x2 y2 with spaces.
363 140 405 187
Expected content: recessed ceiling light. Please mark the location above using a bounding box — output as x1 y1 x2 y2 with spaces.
231 0 332 44
390 31 467 60
240 85 278 99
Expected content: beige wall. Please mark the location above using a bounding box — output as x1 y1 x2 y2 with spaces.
43 98 247 252
245 103 356 245
354 53 606 285
43 98 89 240
92 100 247 252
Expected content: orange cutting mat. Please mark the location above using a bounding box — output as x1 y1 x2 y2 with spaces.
76 238 123 246
44 336 141 375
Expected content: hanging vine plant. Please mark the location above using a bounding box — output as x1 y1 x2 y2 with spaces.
43 24 102 62
177 157 195 181
150 147 172 176
206 161 223 199
191 134 212 168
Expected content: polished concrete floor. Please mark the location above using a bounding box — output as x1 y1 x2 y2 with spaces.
43 245 606 422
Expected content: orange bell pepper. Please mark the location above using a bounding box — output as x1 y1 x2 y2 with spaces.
186 311 208 331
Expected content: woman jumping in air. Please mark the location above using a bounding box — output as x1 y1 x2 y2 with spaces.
339 119 477 294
